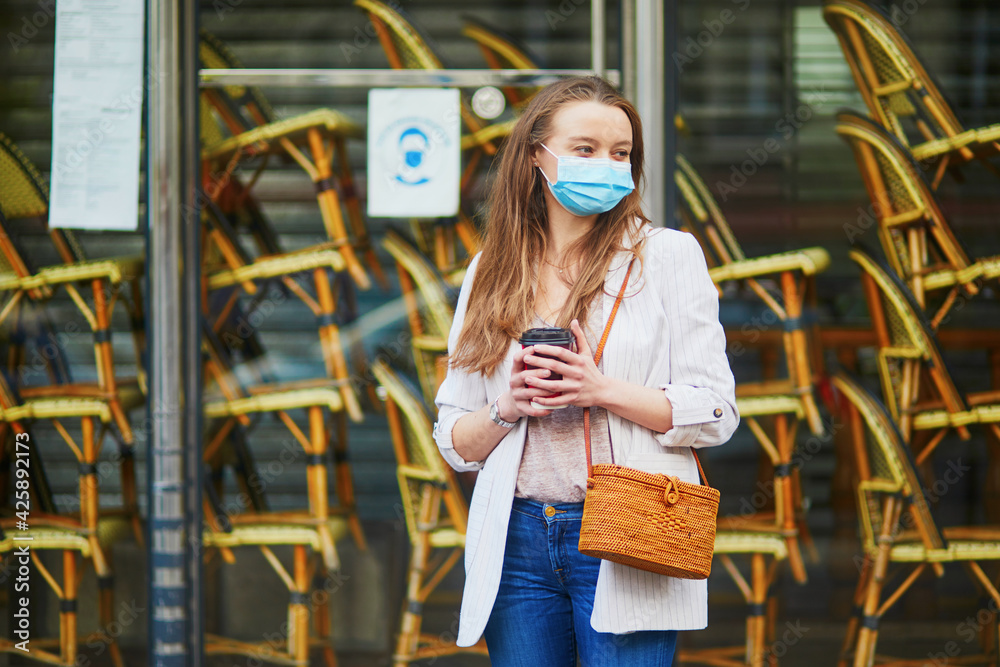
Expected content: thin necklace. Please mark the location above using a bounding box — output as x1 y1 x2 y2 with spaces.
543 257 571 273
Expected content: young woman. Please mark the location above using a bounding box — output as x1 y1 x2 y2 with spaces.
433 76 738 666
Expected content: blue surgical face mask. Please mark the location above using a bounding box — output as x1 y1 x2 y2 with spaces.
536 143 635 217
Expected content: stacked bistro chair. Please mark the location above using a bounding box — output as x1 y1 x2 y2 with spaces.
823 0 1000 189
848 246 1000 469
0 373 133 667
0 135 145 665
372 360 488 666
199 30 383 291
354 0 518 278
381 230 455 409
832 372 1000 667
460 18 692 140
674 154 829 666
200 316 360 667
460 15 543 107
200 195 366 423
836 111 1000 329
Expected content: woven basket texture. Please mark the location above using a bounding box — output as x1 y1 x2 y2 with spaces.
579 463 720 579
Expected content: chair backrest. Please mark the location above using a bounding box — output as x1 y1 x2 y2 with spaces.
372 359 467 539
460 15 542 107
353 0 443 70
0 134 85 385
382 229 455 407
353 0 491 140
0 133 87 269
822 0 966 151
835 111 973 303
461 15 540 70
674 153 745 266
848 245 967 433
832 372 946 556
383 230 454 339
199 30 277 135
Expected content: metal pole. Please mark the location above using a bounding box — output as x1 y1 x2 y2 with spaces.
147 0 201 664
180 0 203 661
592 0 606 77
664 0 678 228
621 0 638 103
635 0 669 226
200 68 620 88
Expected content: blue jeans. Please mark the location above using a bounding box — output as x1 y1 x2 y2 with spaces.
483 498 678 667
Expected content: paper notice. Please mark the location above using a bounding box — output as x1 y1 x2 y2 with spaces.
48 0 145 231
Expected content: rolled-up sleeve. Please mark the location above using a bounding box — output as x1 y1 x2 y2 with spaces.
433 254 488 472
654 232 739 449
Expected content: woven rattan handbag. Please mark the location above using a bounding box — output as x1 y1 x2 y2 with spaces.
578 260 721 579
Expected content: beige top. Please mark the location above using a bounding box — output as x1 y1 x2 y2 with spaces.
515 301 613 504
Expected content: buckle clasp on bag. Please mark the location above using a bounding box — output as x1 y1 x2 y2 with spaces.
662 476 680 506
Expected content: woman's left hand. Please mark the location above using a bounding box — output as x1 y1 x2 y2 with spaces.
523 319 608 409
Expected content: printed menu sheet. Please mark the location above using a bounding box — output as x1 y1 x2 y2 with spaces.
49 0 145 230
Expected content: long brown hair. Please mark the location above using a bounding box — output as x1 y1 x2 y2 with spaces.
451 76 649 376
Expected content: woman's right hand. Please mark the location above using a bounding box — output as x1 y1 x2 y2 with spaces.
500 346 555 420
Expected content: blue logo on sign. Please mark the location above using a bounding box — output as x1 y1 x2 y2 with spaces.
396 126 431 185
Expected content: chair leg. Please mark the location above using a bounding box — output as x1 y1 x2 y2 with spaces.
394 537 430 667
839 555 872 667
62 550 79 666
853 546 891 667
306 128 369 289
98 575 125 667
290 545 310 665
331 411 366 551
120 447 144 545
333 134 388 290
313 267 363 422
765 594 779 667
746 554 768 667
312 564 339 667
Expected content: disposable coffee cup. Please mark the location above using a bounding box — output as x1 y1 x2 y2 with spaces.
519 327 574 410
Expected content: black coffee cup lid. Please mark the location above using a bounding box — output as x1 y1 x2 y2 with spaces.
519 327 574 345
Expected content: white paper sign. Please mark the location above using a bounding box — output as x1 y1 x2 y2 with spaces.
367 88 460 218
48 0 145 231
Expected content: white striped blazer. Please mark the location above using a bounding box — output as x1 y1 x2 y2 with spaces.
433 224 739 647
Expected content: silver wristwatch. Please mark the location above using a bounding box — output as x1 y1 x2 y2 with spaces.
490 395 518 428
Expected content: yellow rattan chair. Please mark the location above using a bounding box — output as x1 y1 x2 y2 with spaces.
200 321 363 667
823 0 1000 188
460 15 541 107
372 360 488 666
675 155 827 665
201 197 365 423
849 246 1000 453
679 397 807 667
202 319 366 555
676 153 829 438
836 111 1000 327
381 230 455 409
832 372 1000 667
0 133 145 545
353 0 513 276
199 31 382 290
0 373 132 667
